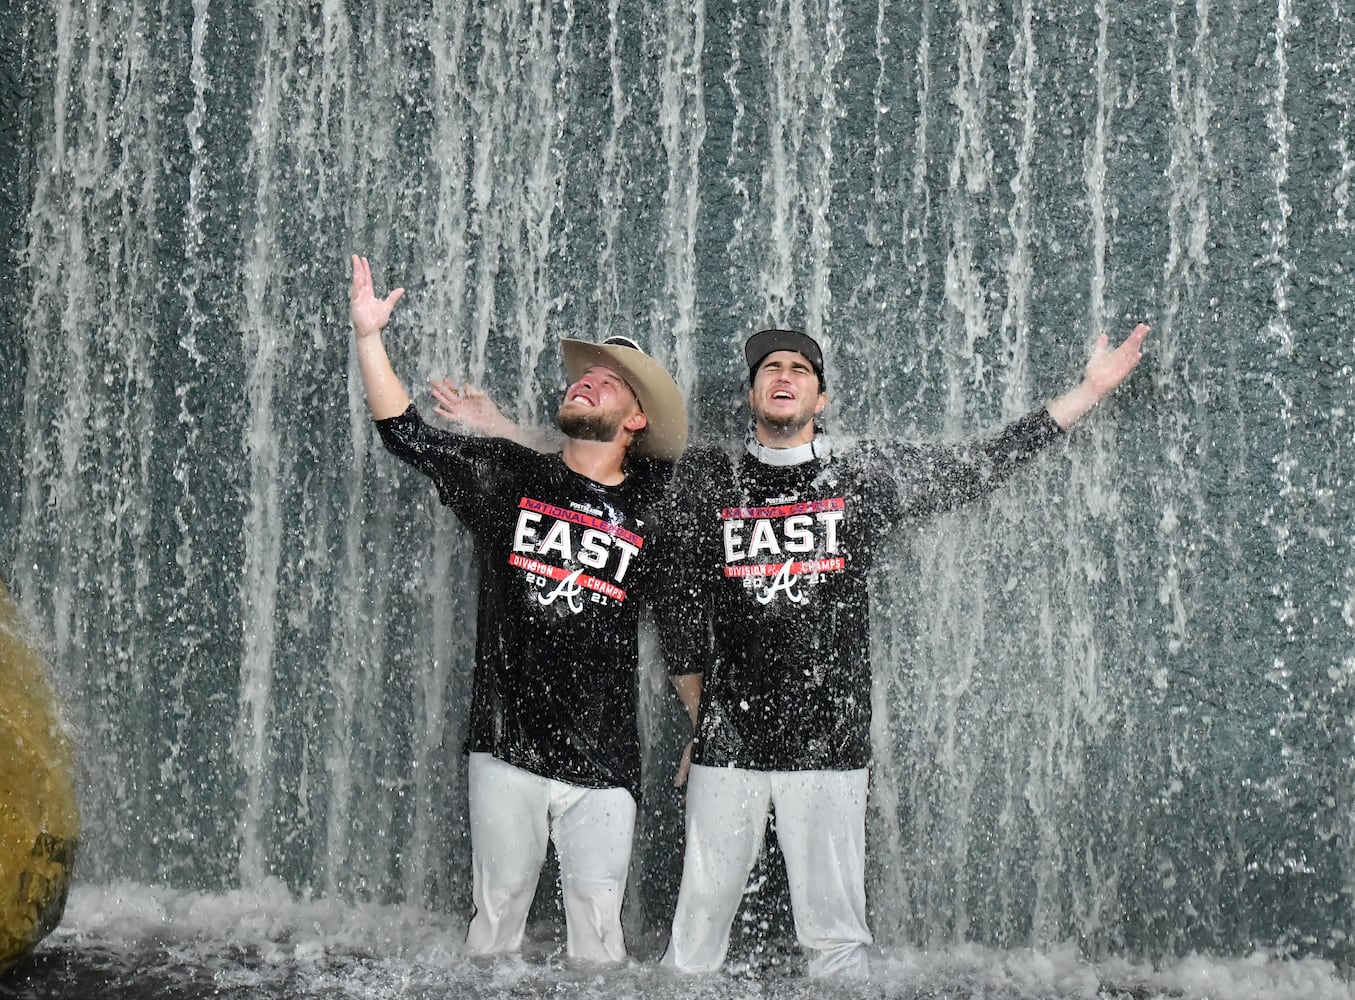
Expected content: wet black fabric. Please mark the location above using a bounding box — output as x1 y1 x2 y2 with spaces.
377 406 675 799
663 409 1063 772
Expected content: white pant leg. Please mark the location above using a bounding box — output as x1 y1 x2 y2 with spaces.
465 753 551 955
548 779 636 963
770 768 873 978
663 764 773 972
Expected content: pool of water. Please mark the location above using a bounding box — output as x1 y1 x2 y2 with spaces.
2 884 1351 1000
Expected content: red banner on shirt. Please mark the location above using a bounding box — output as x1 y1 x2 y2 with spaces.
518 498 644 548
508 553 628 602
720 497 845 520
724 557 845 578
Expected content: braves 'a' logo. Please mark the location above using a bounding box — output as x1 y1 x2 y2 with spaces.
754 560 807 605
537 568 587 614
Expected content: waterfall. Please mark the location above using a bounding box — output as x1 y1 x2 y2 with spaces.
4 0 1355 971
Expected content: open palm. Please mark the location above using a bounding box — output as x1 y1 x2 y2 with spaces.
1084 322 1149 396
349 254 405 339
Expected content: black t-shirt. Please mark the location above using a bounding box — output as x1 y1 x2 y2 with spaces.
662 409 1063 772
377 405 675 799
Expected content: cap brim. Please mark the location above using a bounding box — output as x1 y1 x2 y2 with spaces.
560 340 689 461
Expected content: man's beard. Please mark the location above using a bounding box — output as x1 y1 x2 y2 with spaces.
756 407 814 437
558 406 625 443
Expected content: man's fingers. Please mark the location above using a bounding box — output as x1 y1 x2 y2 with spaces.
1120 324 1149 360
349 254 364 298
1120 323 1149 352
349 256 399 307
674 741 693 787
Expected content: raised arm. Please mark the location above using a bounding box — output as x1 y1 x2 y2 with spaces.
877 322 1148 520
1045 322 1149 429
349 254 410 420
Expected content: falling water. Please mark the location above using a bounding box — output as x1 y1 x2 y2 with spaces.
3 0 1355 997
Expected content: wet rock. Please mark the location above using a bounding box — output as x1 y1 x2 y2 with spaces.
0 580 79 976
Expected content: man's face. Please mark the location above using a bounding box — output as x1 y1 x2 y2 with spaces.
748 350 826 434
557 364 646 443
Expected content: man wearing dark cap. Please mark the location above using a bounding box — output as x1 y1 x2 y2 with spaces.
347 255 689 963
659 322 1148 977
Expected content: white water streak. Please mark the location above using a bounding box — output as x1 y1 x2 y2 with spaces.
901 0 939 416
468 4 506 386
168 0 210 745
805 0 843 344
657 0 707 398
510 1 571 423
760 0 810 320
420 0 473 386
941 0 994 430
864 0 906 947
721 0 751 332
1155 0 1214 660
235 0 290 887
1084 0 1113 331
325 0 370 900
594 0 631 340
1264 0 1295 361
998 0 1036 417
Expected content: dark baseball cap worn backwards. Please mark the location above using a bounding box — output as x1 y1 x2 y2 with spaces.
745 328 825 387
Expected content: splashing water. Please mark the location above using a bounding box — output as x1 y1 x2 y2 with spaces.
4 1 1355 996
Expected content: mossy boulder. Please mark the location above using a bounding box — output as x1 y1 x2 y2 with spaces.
0 580 79 975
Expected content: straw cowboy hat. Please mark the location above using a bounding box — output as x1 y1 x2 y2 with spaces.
559 336 689 461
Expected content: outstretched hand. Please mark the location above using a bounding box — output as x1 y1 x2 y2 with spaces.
431 379 558 450
1046 322 1150 430
350 254 405 340
1083 322 1149 399
431 380 515 437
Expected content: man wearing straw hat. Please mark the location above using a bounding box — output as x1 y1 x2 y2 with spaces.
348 254 689 964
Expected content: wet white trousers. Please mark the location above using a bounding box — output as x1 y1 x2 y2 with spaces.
466 752 636 963
663 763 873 977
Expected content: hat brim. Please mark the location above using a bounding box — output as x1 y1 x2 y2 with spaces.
560 340 689 461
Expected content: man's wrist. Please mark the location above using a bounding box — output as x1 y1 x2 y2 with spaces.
354 329 386 351
1047 382 1100 430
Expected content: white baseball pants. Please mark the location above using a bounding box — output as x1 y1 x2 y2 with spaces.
663 763 872 977
466 752 636 963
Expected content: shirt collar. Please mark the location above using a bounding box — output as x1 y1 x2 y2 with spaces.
744 430 830 466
